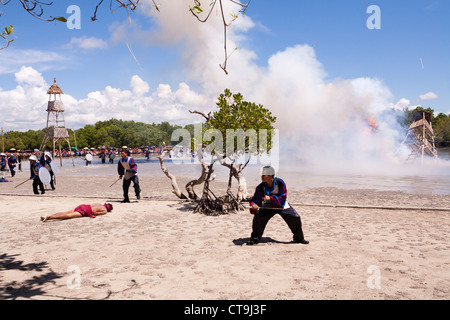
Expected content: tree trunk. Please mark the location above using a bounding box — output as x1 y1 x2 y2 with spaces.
157 151 187 199
193 161 218 214
185 151 209 200
220 161 249 201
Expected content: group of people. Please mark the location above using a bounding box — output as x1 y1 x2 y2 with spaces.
38 150 309 246
1 153 18 177
28 152 56 195
40 147 138 221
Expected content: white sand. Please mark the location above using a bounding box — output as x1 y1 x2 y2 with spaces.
0 172 449 300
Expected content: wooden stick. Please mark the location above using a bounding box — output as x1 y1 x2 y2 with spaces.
109 177 121 188
14 178 30 188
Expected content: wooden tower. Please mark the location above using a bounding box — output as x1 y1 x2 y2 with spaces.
40 78 75 166
401 110 438 162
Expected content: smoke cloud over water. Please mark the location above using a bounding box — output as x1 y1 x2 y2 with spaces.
131 1 449 178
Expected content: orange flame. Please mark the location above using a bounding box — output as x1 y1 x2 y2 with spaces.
368 115 378 130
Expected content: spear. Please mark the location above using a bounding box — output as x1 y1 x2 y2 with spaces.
109 177 121 188
14 178 30 188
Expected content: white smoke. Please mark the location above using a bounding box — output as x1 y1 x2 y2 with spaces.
119 0 424 173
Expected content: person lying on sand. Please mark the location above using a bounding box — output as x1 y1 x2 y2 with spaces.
41 203 113 222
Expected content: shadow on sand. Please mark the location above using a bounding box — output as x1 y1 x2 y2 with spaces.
0 253 63 300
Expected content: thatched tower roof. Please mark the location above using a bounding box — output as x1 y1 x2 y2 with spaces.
47 78 64 95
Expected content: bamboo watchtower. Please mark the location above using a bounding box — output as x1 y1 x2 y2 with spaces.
401 110 438 162
39 78 75 166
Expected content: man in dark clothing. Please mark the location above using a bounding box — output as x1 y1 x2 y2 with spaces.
117 148 141 203
29 155 45 195
40 152 55 190
247 166 308 245
8 154 17 177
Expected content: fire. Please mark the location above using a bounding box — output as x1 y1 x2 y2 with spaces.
368 114 378 130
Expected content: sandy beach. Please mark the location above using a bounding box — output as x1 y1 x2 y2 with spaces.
1 169 449 300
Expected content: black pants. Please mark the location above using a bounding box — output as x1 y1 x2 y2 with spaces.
49 171 55 190
250 206 305 242
123 175 140 200
33 177 45 194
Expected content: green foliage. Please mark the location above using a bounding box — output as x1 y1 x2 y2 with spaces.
204 89 277 157
434 113 450 146
402 106 450 146
3 119 189 151
0 24 14 49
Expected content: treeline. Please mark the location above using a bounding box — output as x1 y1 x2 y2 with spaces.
2 119 194 151
2 108 450 151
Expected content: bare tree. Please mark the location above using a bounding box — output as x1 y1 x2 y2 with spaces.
157 89 276 215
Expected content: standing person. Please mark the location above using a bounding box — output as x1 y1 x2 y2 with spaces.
41 203 113 222
40 152 55 190
18 153 23 171
100 150 106 164
29 155 45 195
247 166 308 245
8 154 17 177
108 149 115 163
0 153 6 172
85 151 92 166
118 148 141 203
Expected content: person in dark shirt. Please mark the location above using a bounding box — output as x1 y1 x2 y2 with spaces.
29 155 45 195
247 166 308 245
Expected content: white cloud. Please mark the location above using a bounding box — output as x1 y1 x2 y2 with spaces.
389 98 411 110
0 67 48 130
125 0 410 169
63 36 109 50
14 66 47 87
0 67 212 131
2 0 414 170
419 91 438 101
0 49 71 74
130 75 150 96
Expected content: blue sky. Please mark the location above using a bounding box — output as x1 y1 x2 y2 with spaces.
0 0 448 132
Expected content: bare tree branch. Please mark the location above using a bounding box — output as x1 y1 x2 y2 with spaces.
157 150 188 199
189 110 212 123
189 0 251 74
1 0 251 73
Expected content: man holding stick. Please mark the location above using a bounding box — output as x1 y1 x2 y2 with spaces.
29 155 45 195
247 166 308 245
117 147 141 203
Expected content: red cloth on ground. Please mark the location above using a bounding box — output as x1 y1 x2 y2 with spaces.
74 204 95 218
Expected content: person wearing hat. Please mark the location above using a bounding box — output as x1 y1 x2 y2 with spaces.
7 153 17 177
117 147 141 203
40 203 113 222
40 152 55 190
247 165 308 245
0 153 6 172
29 155 45 195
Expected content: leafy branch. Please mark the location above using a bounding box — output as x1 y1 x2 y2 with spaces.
0 24 14 49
